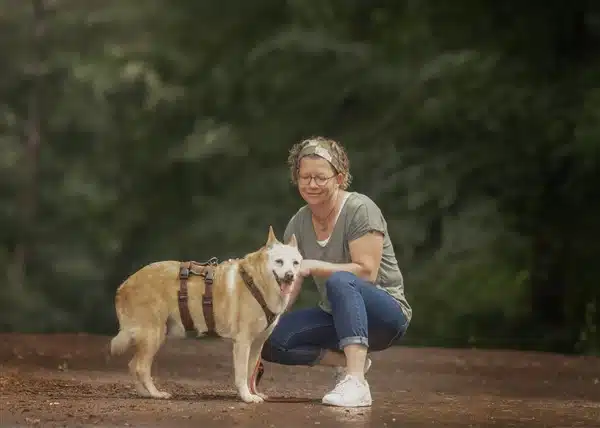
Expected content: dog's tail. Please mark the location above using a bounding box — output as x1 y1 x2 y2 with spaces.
110 329 134 356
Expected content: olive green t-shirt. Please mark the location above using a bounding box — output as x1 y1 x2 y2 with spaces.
283 191 412 323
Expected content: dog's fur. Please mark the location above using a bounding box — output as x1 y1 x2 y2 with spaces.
109 226 302 403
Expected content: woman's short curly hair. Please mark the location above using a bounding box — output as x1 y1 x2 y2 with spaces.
287 136 352 190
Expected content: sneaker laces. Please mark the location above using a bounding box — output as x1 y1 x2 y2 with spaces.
329 374 365 397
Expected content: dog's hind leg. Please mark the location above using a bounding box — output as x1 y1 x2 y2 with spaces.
128 326 171 399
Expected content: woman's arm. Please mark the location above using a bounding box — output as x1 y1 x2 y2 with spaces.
303 230 383 282
302 199 386 283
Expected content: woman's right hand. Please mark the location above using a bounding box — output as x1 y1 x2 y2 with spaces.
299 259 321 277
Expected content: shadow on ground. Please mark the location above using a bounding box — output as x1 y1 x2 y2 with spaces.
1 333 599 427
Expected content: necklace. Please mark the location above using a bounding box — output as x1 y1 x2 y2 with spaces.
312 191 340 232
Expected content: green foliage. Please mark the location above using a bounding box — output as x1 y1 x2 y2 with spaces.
1 0 599 354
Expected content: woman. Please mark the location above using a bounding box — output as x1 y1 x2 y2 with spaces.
260 136 412 408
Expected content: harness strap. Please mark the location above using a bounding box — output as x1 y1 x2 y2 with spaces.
177 259 277 336
238 264 277 326
178 258 219 335
177 263 194 332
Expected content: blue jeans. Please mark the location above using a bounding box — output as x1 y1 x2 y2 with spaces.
261 271 410 366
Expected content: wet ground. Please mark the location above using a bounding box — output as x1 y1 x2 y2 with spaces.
1 333 599 427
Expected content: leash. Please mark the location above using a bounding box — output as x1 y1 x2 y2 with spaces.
250 359 314 403
264 396 314 403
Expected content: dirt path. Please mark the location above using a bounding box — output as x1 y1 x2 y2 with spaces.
1 333 599 427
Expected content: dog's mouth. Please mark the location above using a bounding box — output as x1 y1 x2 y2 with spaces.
273 272 295 295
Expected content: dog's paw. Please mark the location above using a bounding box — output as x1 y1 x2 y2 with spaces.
152 391 172 399
250 388 268 400
241 393 264 403
134 387 152 398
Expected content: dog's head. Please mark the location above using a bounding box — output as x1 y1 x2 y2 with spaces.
264 225 303 295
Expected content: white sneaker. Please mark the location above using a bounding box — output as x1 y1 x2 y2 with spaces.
322 374 372 407
333 357 372 388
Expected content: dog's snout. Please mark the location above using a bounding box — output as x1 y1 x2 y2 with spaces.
283 271 294 282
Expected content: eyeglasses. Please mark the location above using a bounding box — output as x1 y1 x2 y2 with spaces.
298 174 336 186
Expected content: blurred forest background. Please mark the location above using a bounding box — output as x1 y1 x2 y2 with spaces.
1 0 599 355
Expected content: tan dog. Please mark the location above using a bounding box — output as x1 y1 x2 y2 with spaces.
109 226 302 403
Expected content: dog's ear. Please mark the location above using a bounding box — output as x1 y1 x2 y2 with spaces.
287 233 298 248
266 225 278 247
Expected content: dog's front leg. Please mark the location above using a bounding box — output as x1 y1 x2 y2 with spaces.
248 336 268 400
233 339 263 403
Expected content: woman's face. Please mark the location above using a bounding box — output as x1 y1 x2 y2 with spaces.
297 156 341 205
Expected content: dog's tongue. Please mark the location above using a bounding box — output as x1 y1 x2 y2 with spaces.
280 281 294 295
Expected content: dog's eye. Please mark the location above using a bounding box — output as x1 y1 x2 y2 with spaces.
275 259 284 266
293 260 299 266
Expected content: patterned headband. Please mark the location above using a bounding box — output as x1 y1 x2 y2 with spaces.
298 140 342 172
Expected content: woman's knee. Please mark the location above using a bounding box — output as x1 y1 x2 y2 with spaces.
325 271 359 297
260 330 323 366
261 308 337 365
